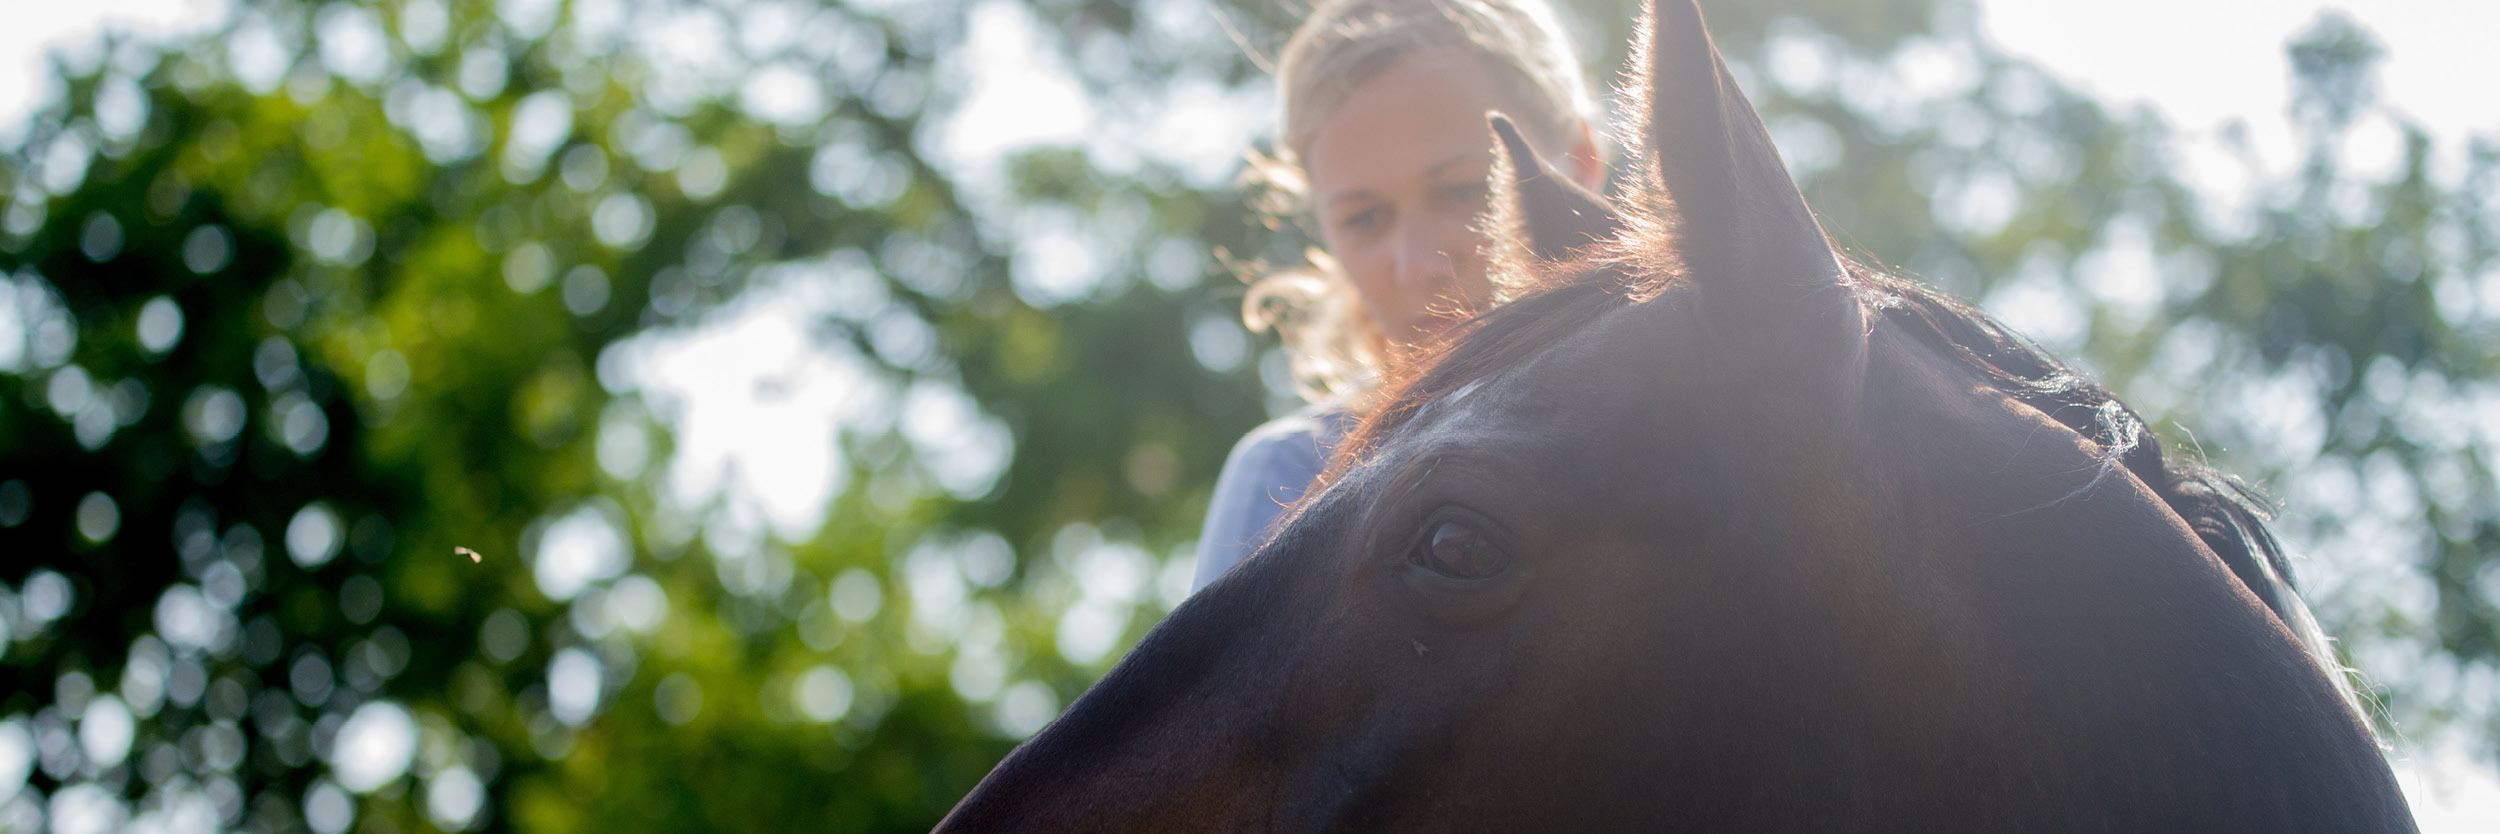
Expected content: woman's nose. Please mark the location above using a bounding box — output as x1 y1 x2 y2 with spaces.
1392 219 1460 291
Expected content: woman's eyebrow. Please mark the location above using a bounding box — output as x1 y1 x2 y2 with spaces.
1321 188 1380 212
1424 150 1492 177
1325 151 1495 209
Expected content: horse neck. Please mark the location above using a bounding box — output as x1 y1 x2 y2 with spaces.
1816 326 2407 822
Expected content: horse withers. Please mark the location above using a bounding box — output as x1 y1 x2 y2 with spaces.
936 0 2418 830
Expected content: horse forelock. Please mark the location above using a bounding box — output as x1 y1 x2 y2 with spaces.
1326 254 1644 482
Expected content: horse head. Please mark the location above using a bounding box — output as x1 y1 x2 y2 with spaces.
935 1 2415 830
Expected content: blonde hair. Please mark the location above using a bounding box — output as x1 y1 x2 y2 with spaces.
1244 0 1596 401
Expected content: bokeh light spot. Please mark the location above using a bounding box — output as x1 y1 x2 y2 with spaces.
286 503 344 568
136 296 184 355
548 649 603 727
328 702 416 792
795 666 853 723
74 492 118 543
653 674 702 726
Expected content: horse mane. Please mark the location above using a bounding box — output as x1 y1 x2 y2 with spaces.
1859 267 2367 719
1322 244 2364 720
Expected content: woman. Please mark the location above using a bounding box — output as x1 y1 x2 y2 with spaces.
1192 0 1607 592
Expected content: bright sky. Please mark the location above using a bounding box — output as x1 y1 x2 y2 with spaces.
1979 0 2498 143
3 0 2494 827
1973 7 2496 826
1977 0 2499 207
0 0 228 145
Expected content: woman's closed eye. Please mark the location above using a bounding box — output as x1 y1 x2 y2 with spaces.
1333 205 1389 238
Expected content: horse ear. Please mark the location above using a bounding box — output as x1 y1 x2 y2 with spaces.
1624 0 1846 309
1485 113 1621 266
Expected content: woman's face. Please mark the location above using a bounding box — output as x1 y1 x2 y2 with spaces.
1305 52 1596 347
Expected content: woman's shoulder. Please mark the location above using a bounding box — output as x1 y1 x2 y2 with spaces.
1212 399 1355 511
1195 399 1357 592
1228 399 1356 464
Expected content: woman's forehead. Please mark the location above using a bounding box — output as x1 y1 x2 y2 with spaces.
1303 52 1524 198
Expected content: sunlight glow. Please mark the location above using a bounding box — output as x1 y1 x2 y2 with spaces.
2397 743 2500 834
74 696 133 770
796 665 856 722
530 499 631 603
328 701 417 793
426 765 485 831
47 783 126 834
0 0 228 147
0 719 32 802
1978 0 2499 191
548 648 603 727
938 0 1092 173
4 0 2491 828
607 275 868 543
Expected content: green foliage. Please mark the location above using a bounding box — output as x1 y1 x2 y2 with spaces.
0 1 2492 833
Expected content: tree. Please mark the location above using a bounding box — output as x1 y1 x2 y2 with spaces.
0 1 2489 833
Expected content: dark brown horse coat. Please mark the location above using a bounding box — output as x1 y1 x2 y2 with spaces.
934 1 2418 830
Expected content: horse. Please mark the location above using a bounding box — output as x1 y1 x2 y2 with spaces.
935 0 2417 830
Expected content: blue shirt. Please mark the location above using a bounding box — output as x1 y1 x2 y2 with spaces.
1190 402 1354 593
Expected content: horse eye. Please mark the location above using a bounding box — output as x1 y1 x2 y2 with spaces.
1415 519 1508 581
